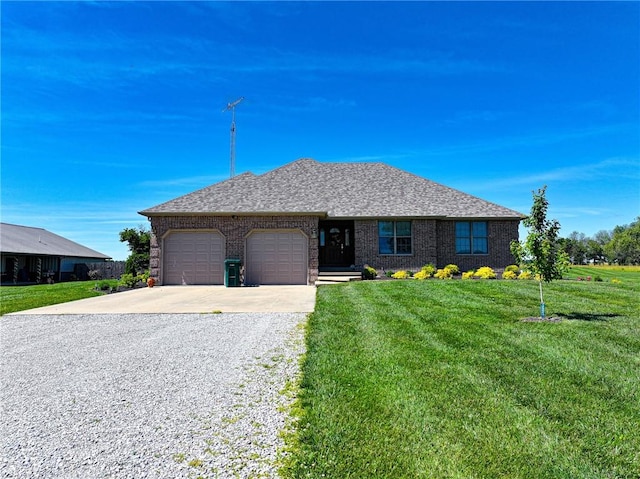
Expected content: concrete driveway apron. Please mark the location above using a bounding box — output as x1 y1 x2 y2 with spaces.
11 285 317 315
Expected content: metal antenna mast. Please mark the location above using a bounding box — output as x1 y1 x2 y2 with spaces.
222 97 244 178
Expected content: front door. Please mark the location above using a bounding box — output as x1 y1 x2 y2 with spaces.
319 221 355 267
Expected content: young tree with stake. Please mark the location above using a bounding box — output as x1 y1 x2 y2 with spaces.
511 186 569 318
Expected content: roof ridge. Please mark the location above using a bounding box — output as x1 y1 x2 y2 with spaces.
1 222 46 230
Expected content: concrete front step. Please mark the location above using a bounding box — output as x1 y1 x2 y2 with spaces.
315 274 362 285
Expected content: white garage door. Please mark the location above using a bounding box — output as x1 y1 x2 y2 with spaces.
163 231 225 285
245 231 308 285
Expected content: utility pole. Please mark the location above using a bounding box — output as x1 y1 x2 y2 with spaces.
222 97 244 178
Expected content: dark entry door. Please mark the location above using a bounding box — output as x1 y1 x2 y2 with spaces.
319 221 355 267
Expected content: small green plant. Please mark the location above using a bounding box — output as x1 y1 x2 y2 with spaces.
385 270 395 278
502 270 517 280
462 270 474 279
474 267 496 279
138 270 150 283
504 264 520 274
611 278 622 284
444 264 460 275
594 275 603 282
96 280 117 291
362 265 378 280
391 270 410 279
434 268 453 279
118 273 138 288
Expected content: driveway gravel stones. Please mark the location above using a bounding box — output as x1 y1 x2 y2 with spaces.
1 312 306 478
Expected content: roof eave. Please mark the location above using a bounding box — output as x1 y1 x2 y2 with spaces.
139 210 329 218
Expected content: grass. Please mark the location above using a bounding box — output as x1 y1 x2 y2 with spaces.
0 281 112 315
567 264 640 282
284 275 640 478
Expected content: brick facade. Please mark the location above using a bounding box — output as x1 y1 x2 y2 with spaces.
354 218 519 273
149 216 519 283
354 219 439 272
436 220 519 271
149 215 319 284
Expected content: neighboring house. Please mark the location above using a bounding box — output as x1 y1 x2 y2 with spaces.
0 223 111 284
140 159 524 285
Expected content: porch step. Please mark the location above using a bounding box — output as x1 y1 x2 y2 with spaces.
315 271 362 285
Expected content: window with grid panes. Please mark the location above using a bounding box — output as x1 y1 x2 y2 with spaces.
378 221 412 255
455 221 488 254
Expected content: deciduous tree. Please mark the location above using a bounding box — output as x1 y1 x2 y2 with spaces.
604 217 640 264
119 226 151 275
511 186 569 318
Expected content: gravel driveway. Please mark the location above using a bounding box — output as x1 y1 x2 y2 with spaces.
1 312 306 478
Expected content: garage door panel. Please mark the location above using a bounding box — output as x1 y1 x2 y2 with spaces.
245 231 308 285
163 232 224 285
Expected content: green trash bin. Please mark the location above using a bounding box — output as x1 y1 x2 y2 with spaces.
224 258 242 287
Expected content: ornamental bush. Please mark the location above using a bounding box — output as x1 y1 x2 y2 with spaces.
462 270 475 279
474 267 496 279
518 270 534 280
434 268 453 279
444 264 460 275
118 273 138 288
502 270 517 280
421 264 437 276
504 264 520 274
414 269 431 280
362 265 378 280
392 270 410 279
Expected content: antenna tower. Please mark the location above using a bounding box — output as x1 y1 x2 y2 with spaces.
222 97 244 178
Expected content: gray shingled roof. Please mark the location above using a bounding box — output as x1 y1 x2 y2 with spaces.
140 159 523 219
0 223 111 259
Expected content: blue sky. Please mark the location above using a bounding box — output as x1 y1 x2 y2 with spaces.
2 1 639 261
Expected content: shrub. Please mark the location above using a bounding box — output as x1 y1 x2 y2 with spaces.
444 264 460 275
362 265 377 280
462 270 475 280
421 264 436 276
385 271 395 278
118 273 139 288
414 270 431 280
474 267 496 279
502 270 517 280
504 265 520 274
96 280 111 291
434 268 453 279
391 270 410 279
518 270 534 280
594 275 603 282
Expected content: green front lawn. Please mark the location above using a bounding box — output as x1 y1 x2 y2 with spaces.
0 281 112 315
567 265 640 282
285 278 640 478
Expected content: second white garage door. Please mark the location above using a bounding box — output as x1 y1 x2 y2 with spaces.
163 231 225 285
245 231 308 285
